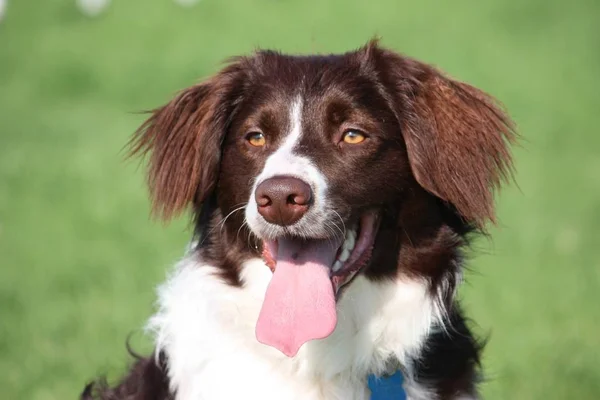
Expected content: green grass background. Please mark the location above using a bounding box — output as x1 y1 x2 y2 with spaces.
1 0 599 399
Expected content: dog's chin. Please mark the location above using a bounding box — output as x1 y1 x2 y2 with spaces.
258 210 380 297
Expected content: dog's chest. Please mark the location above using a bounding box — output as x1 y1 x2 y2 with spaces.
147 256 436 400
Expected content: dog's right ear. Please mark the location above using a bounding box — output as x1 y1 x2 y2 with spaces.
129 60 246 221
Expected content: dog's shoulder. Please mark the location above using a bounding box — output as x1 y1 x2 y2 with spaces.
81 352 172 400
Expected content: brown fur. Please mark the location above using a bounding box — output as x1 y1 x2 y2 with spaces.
82 353 172 400
128 62 247 220
130 40 515 229
86 40 516 400
373 43 516 227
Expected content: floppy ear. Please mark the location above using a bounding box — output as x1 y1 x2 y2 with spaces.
375 46 516 228
128 62 245 221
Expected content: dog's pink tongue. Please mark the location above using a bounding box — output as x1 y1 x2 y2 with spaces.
256 238 339 357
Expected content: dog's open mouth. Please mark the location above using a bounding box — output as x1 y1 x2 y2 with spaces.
255 211 380 357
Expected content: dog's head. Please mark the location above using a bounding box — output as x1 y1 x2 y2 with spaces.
131 41 515 357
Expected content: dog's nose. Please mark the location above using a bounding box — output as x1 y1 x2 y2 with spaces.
255 176 312 226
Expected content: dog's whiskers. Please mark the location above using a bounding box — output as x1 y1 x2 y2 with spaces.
199 203 247 247
218 204 248 233
332 211 347 238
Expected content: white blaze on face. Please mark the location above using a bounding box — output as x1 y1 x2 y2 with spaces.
245 96 329 238
259 98 304 182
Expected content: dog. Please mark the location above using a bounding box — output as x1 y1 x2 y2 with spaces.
83 40 516 400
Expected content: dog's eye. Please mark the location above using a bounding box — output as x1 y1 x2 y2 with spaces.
246 132 266 147
342 130 366 144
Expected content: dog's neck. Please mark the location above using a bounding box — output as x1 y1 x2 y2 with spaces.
148 195 468 399
148 252 441 400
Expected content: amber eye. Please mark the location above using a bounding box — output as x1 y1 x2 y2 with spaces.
342 129 366 144
247 132 266 147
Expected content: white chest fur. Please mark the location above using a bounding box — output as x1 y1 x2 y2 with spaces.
147 255 437 400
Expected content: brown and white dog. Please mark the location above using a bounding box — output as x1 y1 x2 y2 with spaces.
83 40 516 400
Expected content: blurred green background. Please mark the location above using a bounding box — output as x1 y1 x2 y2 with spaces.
1 0 599 399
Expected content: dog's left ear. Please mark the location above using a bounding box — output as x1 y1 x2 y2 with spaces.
367 43 517 228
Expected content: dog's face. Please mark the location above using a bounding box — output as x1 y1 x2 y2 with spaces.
225 70 407 241
131 41 515 357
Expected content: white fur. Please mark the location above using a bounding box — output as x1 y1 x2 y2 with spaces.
147 252 440 400
245 97 333 240
146 94 472 400
403 383 441 400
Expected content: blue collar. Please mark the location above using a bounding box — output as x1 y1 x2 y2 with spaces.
368 371 406 400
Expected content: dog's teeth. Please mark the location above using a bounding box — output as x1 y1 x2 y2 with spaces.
342 228 356 252
346 227 357 239
333 227 357 272
339 248 351 262
344 233 355 251
332 260 343 272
